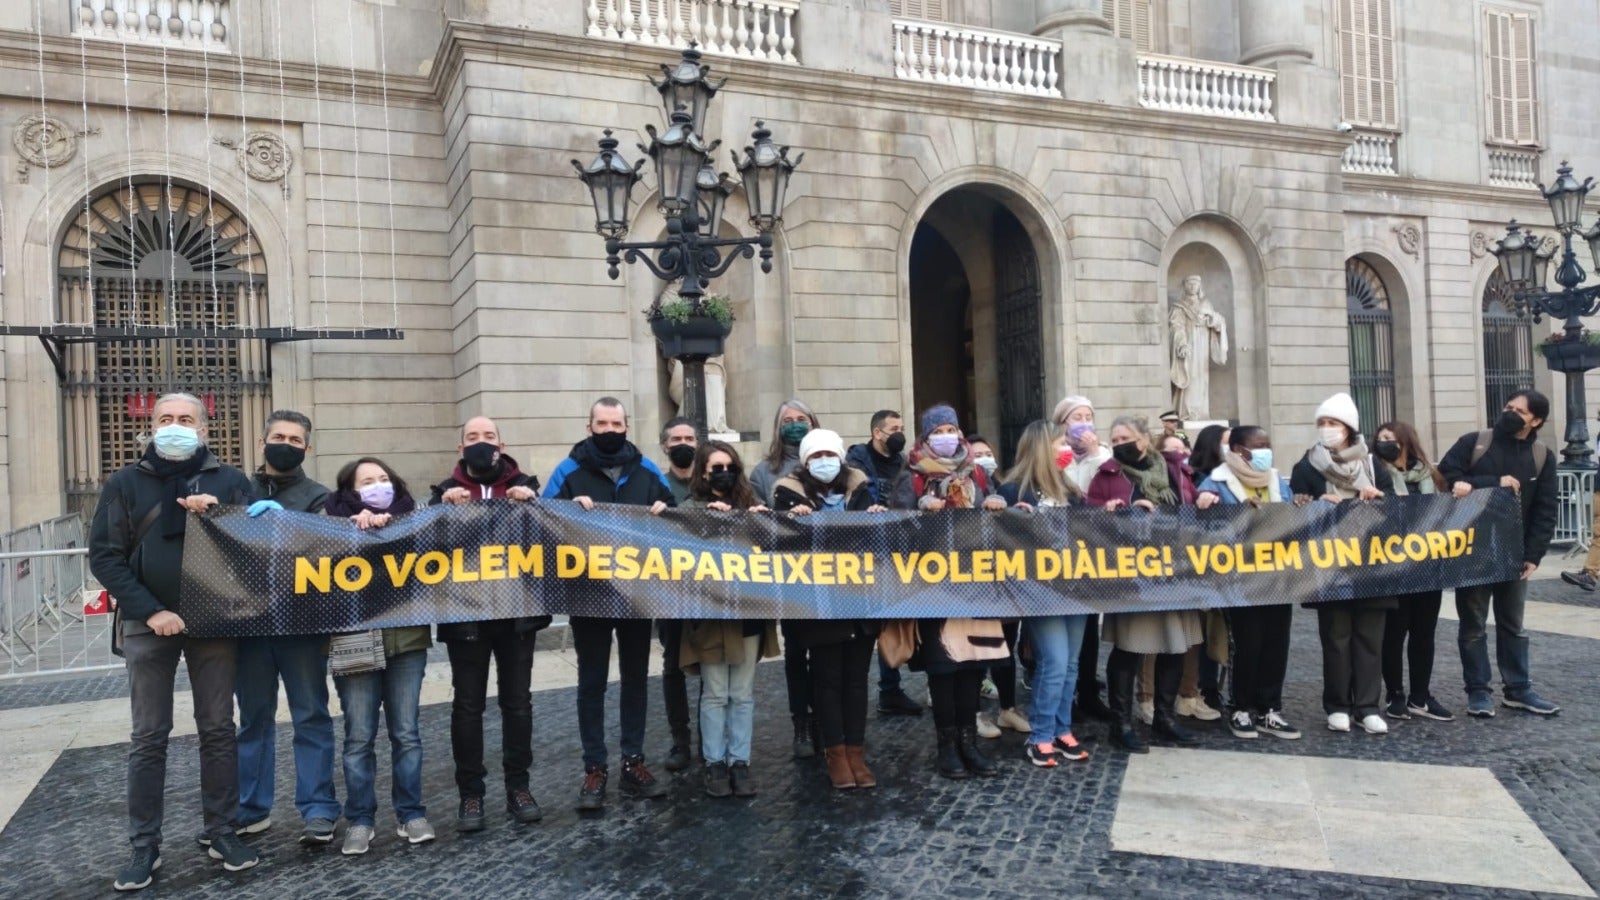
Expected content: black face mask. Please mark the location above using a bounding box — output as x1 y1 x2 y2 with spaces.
462 441 499 472
1494 410 1527 438
1112 442 1147 468
591 430 627 455
707 470 738 493
1373 440 1402 463
667 444 697 469
262 443 305 472
884 432 907 455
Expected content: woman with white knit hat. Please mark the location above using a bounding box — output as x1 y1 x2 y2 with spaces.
1289 392 1396 736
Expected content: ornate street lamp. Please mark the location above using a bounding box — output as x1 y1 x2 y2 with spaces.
572 44 801 438
1491 161 1600 467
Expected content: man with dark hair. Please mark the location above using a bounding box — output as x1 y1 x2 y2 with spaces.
656 414 698 771
844 410 921 716
1438 389 1560 718
545 397 675 810
431 416 547 833
90 392 258 891
233 410 340 846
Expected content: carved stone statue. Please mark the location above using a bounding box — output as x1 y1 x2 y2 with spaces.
668 356 730 434
1169 275 1229 421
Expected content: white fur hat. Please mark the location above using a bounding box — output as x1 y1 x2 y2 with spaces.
798 428 845 462
1315 392 1360 433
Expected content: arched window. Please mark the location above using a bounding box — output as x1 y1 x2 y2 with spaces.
57 181 270 518
1482 269 1534 425
1346 258 1395 436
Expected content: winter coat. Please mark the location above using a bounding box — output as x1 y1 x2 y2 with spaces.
543 440 676 508
1065 446 1112 493
665 469 694 506
845 442 906 506
1290 452 1398 612
88 449 254 624
678 620 780 669
433 454 550 641
770 466 881 646
750 448 800 505
1195 466 1290 505
253 467 329 513
1437 430 1558 566
1085 453 1198 508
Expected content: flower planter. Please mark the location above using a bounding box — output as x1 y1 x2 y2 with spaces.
650 315 732 358
1540 340 1600 373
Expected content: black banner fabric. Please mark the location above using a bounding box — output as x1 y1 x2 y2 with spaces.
178 490 1524 638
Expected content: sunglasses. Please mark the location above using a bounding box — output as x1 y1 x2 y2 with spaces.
708 464 738 474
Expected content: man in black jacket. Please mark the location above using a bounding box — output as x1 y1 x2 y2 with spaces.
88 392 258 891
656 416 697 772
1437 389 1560 718
430 415 548 832
233 411 339 845
543 397 674 810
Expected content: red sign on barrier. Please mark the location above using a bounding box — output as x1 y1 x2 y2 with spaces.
84 590 111 617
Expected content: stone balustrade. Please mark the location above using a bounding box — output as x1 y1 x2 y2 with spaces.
74 0 232 52
1342 129 1398 176
891 19 1061 97
586 0 799 64
1137 53 1275 122
1487 146 1541 188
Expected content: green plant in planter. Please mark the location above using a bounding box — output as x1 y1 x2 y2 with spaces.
651 293 734 326
1537 330 1600 348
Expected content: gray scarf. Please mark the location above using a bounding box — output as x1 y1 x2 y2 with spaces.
1307 438 1375 498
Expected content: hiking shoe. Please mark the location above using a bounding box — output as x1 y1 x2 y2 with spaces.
729 761 756 798
1504 690 1561 715
1561 569 1598 591
457 796 486 832
1408 696 1455 721
704 761 732 798
1027 742 1059 768
1258 710 1302 740
975 712 1001 739
791 716 817 759
1385 693 1411 720
1326 712 1352 732
1466 694 1496 718
396 818 435 844
620 755 668 799
1359 714 1389 735
1052 733 1089 761
298 818 336 845
206 832 260 872
877 688 923 717
997 707 1031 732
112 847 161 891
507 789 543 825
341 825 373 856
1229 710 1258 739
664 740 693 773
577 765 608 811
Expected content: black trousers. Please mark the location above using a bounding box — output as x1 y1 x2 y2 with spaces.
1076 615 1103 700
1382 591 1442 704
657 620 692 740
809 636 874 746
445 621 536 797
571 617 652 769
1318 604 1387 718
988 621 1019 709
780 621 811 718
928 668 984 730
1226 604 1293 715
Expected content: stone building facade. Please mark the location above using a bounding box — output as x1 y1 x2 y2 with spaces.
0 0 1597 528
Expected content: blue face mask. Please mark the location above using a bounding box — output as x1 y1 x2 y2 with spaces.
807 457 842 483
152 424 201 460
1249 448 1273 473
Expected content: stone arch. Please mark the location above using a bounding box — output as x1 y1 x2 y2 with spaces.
1471 258 1551 431
1344 248 1429 438
1158 214 1268 427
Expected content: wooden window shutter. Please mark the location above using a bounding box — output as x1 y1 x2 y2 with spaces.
1103 0 1154 52
1337 0 1396 129
1510 12 1538 143
891 0 946 20
1484 8 1537 145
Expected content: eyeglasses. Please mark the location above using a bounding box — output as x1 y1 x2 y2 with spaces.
708 464 737 474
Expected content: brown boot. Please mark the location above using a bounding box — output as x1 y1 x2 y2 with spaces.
823 744 856 790
844 745 876 789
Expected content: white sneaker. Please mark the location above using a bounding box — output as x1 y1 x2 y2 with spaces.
341 825 373 856
975 712 1001 739
1177 696 1222 721
1359 714 1389 735
1135 699 1154 725
1327 712 1351 732
396 817 436 844
996 707 1030 732
980 678 999 700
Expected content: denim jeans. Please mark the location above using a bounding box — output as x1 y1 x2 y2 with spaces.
1025 615 1087 745
334 649 426 828
1456 579 1531 698
235 635 339 825
700 634 760 765
877 653 902 693
572 617 652 768
445 622 536 797
122 627 239 848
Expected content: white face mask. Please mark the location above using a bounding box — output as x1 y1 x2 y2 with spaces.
975 456 998 475
1319 426 1347 449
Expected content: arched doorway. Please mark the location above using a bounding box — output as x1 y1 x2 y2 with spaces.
907 189 1044 463
1482 269 1534 426
1346 257 1396 437
57 180 271 518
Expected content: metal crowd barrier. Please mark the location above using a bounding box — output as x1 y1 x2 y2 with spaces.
0 514 119 682
1554 468 1595 555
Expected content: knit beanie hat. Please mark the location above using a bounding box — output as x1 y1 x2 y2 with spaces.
798 428 845 463
1052 395 1093 424
1314 392 1360 433
920 404 960 439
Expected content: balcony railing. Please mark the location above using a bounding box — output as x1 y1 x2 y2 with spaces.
74 0 232 52
586 0 799 64
1487 145 1541 188
1137 53 1274 122
1342 129 1398 176
892 19 1061 97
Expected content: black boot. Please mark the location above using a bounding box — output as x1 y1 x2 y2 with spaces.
935 726 970 779
1151 652 1199 745
664 731 693 773
1107 650 1149 754
792 715 817 760
957 724 1000 777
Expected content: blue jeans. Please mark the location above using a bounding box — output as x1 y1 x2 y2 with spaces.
1025 615 1087 745
235 635 339 825
334 649 426 828
1456 579 1531 698
700 634 760 765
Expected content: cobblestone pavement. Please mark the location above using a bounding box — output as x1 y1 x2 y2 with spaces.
2 607 1598 899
